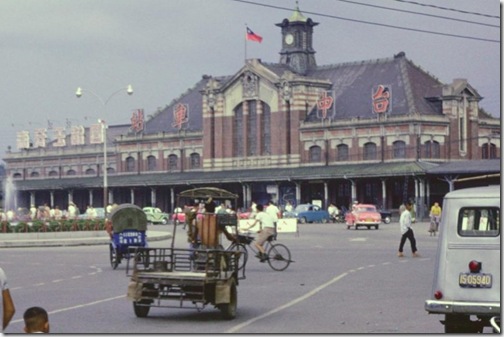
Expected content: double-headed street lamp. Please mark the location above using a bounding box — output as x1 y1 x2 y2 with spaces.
75 85 133 217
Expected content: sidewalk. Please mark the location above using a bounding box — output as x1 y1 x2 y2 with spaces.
0 230 172 248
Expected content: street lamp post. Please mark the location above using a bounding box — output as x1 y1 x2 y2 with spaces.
75 85 133 217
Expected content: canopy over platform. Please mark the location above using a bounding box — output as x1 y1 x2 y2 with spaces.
177 187 239 200
110 204 148 233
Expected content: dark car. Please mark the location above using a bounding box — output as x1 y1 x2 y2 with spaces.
378 209 392 224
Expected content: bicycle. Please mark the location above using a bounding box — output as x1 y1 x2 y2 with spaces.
227 230 293 271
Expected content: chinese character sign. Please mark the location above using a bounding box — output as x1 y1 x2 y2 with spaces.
16 131 30 149
316 90 335 120
89 124 103 144
172 103 189 129
71 126 85 145
52 127 66 147
131 109 144 132
33 128 47 148
372 85 392 114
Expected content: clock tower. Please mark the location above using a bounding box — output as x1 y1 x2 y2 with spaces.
276 3 318 75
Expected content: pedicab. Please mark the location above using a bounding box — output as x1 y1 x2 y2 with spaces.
126 187 245 320
109 204 148 270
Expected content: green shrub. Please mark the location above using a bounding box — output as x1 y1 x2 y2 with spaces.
32 220 50 232
0 221 12 233
15 222 32 233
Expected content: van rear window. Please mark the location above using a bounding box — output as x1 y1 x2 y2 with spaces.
458 207 500 237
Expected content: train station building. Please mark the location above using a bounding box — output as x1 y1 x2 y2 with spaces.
3 5 500 218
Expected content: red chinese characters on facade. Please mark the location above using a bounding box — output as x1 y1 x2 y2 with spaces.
172 103 189 129
372 85 391 114
317 91 335 119
131 109 144 132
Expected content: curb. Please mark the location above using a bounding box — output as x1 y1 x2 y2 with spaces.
0 231 172 248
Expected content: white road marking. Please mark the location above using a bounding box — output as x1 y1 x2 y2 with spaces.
226 272 349 333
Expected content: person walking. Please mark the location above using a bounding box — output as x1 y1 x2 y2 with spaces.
266 200 280 240
23 306 49 333
1 267 15 332
429 202 442 236
397 202 419 258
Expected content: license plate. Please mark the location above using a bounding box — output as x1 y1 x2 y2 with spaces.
459 273 492 288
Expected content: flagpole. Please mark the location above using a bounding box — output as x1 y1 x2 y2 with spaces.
244 23 247 63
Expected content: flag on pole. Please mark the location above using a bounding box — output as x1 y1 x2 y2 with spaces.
246 27 263 43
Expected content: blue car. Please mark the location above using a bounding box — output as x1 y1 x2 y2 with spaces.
291 204 330 224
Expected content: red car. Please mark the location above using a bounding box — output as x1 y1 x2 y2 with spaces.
345 204 382 230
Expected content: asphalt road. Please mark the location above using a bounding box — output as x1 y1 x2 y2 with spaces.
1 221 496 333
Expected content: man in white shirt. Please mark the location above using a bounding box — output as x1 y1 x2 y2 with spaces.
398 202 419 257
266 201 280 239
1 267 15 332
247 204 275 262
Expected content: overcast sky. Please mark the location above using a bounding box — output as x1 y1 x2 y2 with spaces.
1 0 500 162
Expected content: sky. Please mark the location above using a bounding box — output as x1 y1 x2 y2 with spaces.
1 0 500 163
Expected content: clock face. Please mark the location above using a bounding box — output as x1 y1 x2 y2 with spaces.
285 33 294 45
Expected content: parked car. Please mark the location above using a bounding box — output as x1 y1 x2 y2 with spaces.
378 209 392 224
172 210 185 225
143 207 169 225
291 204 330 223
345 204 382 229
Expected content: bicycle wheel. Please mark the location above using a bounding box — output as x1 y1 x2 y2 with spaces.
109 243 119 269
267 243 291 271
228 243 248 270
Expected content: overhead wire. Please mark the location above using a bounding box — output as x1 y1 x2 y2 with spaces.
391 0 500 19
230 0 499 43
335 0 499 28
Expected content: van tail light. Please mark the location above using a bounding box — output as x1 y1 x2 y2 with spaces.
434 290 443 300
468 260 482 273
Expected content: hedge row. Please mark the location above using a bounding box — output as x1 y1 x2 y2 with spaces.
0 220 106 233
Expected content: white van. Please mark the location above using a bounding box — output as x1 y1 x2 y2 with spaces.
425 185 501 333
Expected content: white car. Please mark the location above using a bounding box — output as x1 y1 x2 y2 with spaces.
425 185 500 333
143 207 169 225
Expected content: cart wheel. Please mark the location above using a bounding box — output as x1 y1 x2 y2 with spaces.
219 280 237 320
109 244 119 269
267 243 291 271
133 300 151 318
229 243 247 270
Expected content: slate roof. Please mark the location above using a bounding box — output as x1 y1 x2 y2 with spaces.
302 52 444 121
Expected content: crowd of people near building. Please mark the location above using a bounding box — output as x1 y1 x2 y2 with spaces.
0 201 115 223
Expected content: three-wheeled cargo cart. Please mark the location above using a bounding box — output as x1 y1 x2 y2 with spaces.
126 187 245 319
109 204 148 269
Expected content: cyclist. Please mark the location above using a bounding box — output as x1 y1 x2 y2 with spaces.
246 204 275 262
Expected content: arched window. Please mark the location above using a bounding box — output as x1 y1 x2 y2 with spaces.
392 141 406 159
247 101 257 156
190 153 200 169
85 168 96 175
261 103 271 155
13 173 22 179
337 144 349 161
482 143 497 159
147 155 156 171
233 104 243 157
168 154 178 171
48 170 58 177
424 140 440 159
363 142 377 160
107 167 115 174
30 171 40 177
309 145 322 163
126 156 135 172
67 169 76 176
